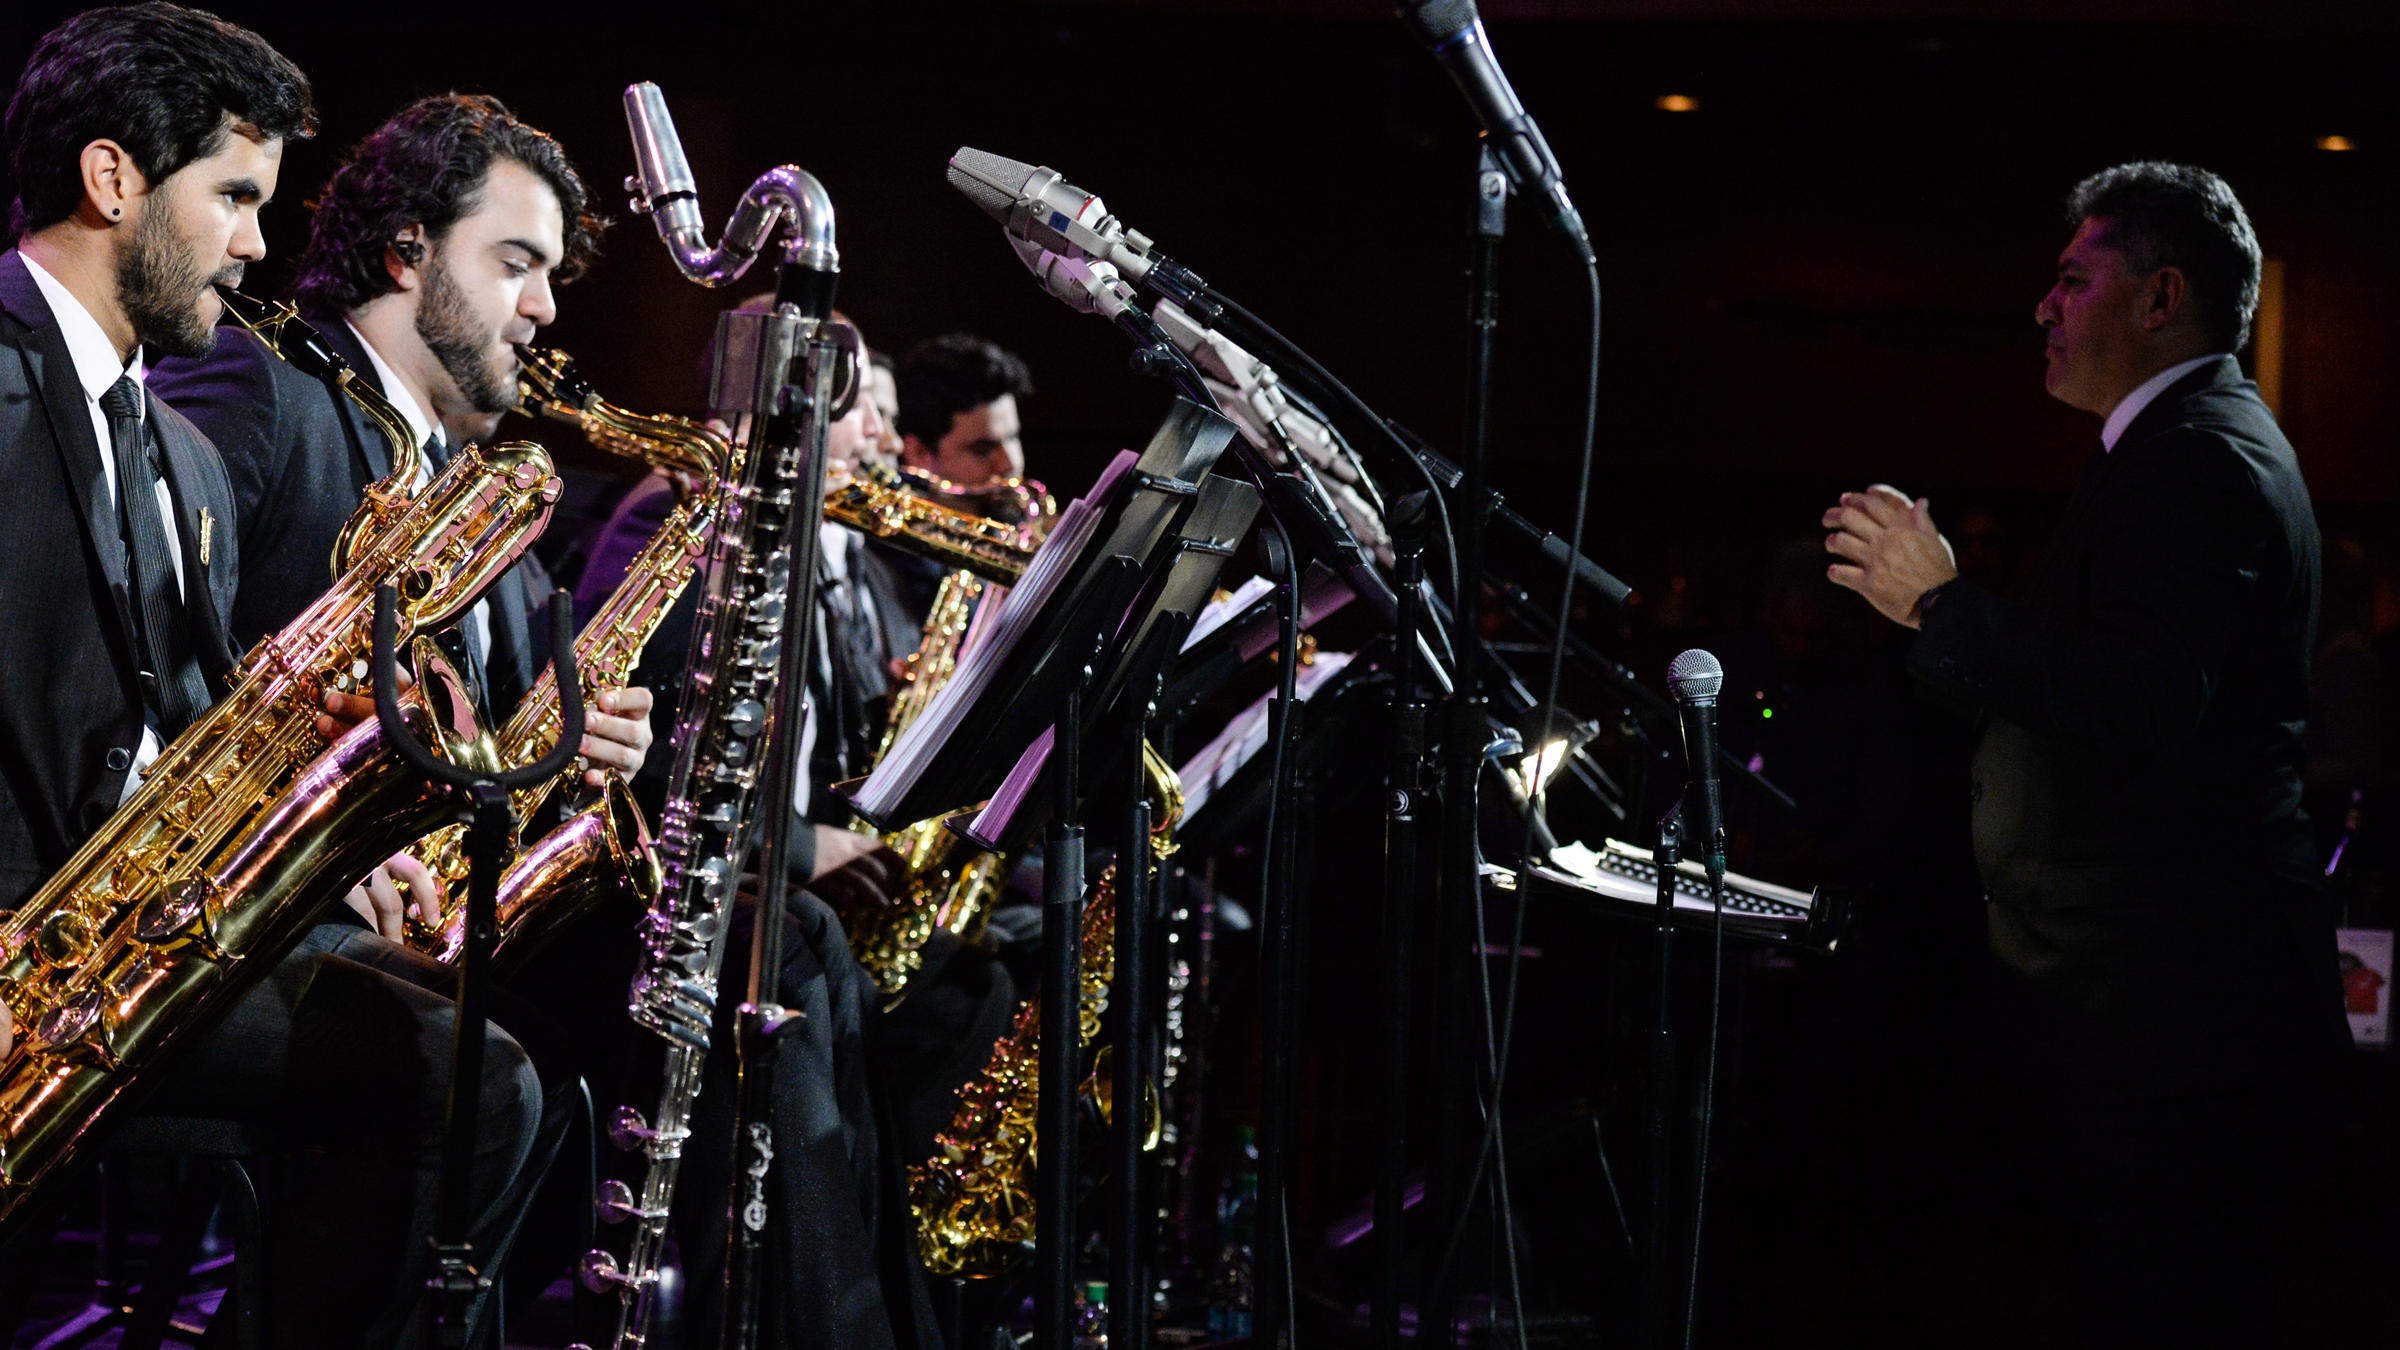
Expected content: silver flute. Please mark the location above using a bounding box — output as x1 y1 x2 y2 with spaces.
571 82 843 1350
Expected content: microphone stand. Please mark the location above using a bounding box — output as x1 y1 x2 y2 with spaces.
1037 665 1093 1350
374 588 585 1350
1423 144 1508 1349
1108 682 1160 1350
1643 804 1682 1350
1376 493 1434 1350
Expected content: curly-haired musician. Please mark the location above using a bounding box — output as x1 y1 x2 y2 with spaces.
150 94 655 894
1 9 560 1347
1822 163 2345 1345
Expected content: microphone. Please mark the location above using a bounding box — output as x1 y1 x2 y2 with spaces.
948 148 1209 306
1665 648 1726 887
1393 0 1594 265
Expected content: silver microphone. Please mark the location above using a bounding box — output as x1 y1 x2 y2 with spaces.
1666 648 1727 887
949 148 1203 301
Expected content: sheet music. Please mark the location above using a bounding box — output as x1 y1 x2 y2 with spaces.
1182 575 1274 652
1175 650 1357 821
850 449 1138 819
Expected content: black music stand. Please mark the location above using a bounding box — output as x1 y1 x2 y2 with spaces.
373 585 584 1350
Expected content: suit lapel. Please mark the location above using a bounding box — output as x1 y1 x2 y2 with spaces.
0 254 137 649
310 314 393 484
147 392 240 675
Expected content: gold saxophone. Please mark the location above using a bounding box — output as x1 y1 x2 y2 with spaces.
0 295 561 1224
907 750 1183 1277
407 346 732 965
825 462 1043 583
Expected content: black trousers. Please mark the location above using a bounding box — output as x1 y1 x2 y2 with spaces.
672 890 942 1350
143 921 574 1349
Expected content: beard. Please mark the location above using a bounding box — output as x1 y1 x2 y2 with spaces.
414 255 514 415
116 204 237 361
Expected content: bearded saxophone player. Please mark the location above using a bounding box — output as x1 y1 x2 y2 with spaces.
0 11 570 1348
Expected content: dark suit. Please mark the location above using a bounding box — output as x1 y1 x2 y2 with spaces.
1908 355 2341 1345
147 315 544 715
0 250 240 907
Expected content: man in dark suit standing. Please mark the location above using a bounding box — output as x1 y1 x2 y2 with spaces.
0 10 563 1346
1823 163 2342 1345
150 93 654 935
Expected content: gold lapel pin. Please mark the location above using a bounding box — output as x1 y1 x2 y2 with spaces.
199 509 215 567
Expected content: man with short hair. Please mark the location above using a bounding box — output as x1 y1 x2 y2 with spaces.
1 10 555 1347
895 330 1032 488
1823 162 2342 1344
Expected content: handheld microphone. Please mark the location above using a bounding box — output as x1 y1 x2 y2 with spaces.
1393 0 1594 265
1666 648 1726 886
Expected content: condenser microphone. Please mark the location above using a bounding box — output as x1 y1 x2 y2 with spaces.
948 149 1209 306
1394 0 1594 265
1666 648 1727 887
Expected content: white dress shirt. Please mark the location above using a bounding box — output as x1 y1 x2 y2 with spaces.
347 322 493 676
21 254 187 802
2101 354 2223 452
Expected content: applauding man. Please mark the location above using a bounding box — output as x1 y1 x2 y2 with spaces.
1823 164 2342 1345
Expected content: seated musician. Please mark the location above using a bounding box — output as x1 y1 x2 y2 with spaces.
0 9 553 1346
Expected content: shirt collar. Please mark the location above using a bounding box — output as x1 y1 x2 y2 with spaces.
345 319 438 450
20 252 145 413
2100 354 2222 451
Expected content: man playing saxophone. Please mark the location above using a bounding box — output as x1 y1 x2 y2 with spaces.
1 9 559 1346
150 93 657 937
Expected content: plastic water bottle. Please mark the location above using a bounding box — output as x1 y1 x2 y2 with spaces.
1206 1127 1259 1338
1075 1279 1111 1348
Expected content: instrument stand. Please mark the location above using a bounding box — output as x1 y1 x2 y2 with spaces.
372 586 584 1350
1037 670 1093 1350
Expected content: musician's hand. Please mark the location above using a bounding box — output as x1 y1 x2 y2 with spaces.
316 667 415 742
1 1000 14 1060
1823 484 1957 630
341 852 445 940
579 686 655 786
808 828 905 917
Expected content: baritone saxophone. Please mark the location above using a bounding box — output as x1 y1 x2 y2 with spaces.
0 293 561 1225
908 749 1182 1277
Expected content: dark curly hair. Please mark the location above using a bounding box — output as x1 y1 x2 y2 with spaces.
2066 161 2262 352
895 333 1033 446
289 93 606 315
6 3 315 238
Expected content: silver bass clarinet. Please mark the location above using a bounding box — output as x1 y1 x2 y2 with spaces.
572 81 845 1350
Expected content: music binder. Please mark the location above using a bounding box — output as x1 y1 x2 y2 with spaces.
840 398 1243 833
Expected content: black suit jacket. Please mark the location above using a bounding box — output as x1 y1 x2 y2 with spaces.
0 250 241 906
147 315 543 715
1909 356 2338 1082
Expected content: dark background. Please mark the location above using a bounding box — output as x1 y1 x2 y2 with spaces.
8 2 2400 1344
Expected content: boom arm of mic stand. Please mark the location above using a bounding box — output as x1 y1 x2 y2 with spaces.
1490 581 1794 813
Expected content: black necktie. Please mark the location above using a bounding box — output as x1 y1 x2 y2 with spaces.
101 376 208 737
421 430 493 711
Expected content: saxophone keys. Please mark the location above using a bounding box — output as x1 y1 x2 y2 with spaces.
31 912 99 970
133 877 224 956
29 987 116 1067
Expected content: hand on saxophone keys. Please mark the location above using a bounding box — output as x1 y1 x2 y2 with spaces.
577 685 656 786
343 852 447 942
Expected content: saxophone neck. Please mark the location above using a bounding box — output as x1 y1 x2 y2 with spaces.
515 343 730 487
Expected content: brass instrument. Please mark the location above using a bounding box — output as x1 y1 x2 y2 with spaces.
907 751 1182 1277
824 464 1042 583
0 294 561 1222
408 346 732 964
207 289 426 577
892 463 1054 529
